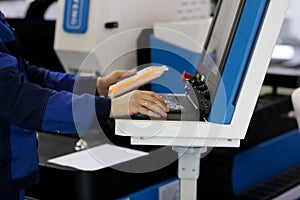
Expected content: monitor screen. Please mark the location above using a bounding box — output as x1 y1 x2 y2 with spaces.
196 0 246 101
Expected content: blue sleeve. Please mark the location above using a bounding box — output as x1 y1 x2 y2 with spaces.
41 91 111 134
26 64 98 93
0 53 111 133
26 64 76 92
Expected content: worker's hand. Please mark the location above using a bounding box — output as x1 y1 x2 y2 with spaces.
97 70 136 96
110 90 169 118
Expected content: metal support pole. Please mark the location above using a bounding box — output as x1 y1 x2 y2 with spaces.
172 146 207 200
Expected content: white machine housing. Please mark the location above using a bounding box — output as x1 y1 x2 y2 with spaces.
54 0 211 75
115 0 290 148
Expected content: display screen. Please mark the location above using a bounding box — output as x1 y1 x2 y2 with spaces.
196 0 246 99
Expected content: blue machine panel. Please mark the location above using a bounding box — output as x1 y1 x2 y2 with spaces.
63 0 90 33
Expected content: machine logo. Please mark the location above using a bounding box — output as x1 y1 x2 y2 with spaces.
63 0 90 33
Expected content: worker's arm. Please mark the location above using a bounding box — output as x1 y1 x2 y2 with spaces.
0 53 110 133
26 64 98 95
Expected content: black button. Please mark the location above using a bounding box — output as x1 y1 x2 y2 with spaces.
104 22 119 29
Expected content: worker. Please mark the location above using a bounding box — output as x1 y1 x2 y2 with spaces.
0 10 169 200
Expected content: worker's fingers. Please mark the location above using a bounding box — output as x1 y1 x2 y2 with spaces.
139 98 168 117
137 106 161 118
139 91 169 112
110 90 169 118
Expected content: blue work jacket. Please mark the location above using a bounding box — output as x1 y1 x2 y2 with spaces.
0 11 111 192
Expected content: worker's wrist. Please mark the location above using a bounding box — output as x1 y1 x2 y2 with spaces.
96 77 105 96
